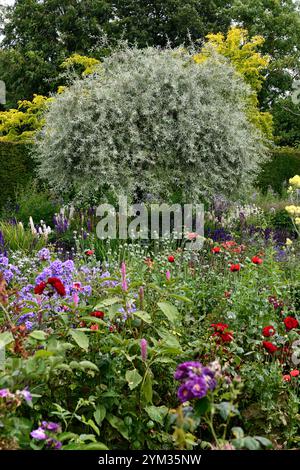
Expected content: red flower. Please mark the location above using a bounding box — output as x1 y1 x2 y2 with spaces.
168 255 175 263
34 281 47 295
224 290 231 299
230 263 241 272
85 250 94 256
262 341 278 354
252 256 263 265
290 369 300 377
284 316 299 331
90 324 99 331
47 277 66 297
262 325 276 337
212 246 221 254
211 323 233 343
211 323 228 333
283 374 291 382
91 311 104 319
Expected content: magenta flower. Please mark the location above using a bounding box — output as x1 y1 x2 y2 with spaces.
166 270 171 281
140 338 148 361
0 388 9 398
30 427 47 440
121 262 128 292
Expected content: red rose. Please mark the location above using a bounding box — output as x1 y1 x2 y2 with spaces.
262 341 278 354
168 256 175 263
262 325 276 337
211 323 233 343
284 316 299 331
91 311 104 319
220 332 234 343
85 250 94 256
230 263 241 272
34 281 47 295
212 246 221 254
290 369 299 377
283 374 291 382
47 277 66 297
252 256 263 265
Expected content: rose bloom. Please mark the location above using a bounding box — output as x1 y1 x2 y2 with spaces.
262 325 276 337
262 341 278 354
34 281 47 295
283 374 291 382
168 255 175 263
85 250 94 256
252 256 263 265
212 246 221 254
283 316 299 331
230 263 241 272
90 324 99 331
290 369 300 377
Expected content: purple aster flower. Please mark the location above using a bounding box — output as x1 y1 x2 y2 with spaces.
174 362 203 381
177 382 194 403
30 427 47 440
189 376 208 399
0 388 9 398
25 320 34 330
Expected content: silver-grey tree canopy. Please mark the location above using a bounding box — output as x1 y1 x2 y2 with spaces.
35 47 267 203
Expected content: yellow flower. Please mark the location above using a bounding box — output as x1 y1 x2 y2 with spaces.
285 205 300 216
289 175 300 188
295 218 300 225
286 238 293 246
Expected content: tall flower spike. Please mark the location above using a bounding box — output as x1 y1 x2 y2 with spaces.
121 261 128 292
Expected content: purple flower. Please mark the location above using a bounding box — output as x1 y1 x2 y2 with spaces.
177 382 194 402
46 438 62 450
0 388 9 398
30 427 47 440
166 270 171 281
42 421 61 433
140 338 148 362
20 388 32 403
174 361 203 381
37 248 51 262
189 376 208 399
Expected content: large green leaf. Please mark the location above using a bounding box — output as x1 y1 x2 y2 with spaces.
0 331 14 346
145 405 168 425
94 405 106 425
157 302 180 324
141 370 153 404
134 310 152 324
29 330 47 341
106 415 129 440
126 369 143 390
69 329 89 351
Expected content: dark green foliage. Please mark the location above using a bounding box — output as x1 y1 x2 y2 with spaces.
0 142 34 210
257 147 300 195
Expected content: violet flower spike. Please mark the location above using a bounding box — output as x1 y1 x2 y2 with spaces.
141 338 148 362
121 261 128 292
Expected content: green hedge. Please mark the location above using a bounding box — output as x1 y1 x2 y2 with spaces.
0 142 34 209
257 147 300 195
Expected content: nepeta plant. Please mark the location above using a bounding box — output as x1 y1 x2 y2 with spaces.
34 46 267 203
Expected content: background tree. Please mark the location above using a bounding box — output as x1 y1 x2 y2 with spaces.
0 0 231 107
34 47 267 204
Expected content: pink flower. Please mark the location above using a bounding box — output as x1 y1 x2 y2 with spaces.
141 338 148 361
72 292 79 306
166 270 171 281
121 261 128 292
187 232 198 240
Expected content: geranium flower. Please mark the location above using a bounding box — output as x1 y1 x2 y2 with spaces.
47 277 66 297
212 246 221 254
290 369 299 377
230 263 241 272
262 341 278 354
262 326 276 337
283 316 299 331
85 250 94 256
91 310 104 319
252 256 263 265
283 374 291 382
168 255 175 263
34 281 47 295
90 324 99 331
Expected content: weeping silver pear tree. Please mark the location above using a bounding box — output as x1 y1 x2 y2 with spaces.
34 46 267 204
